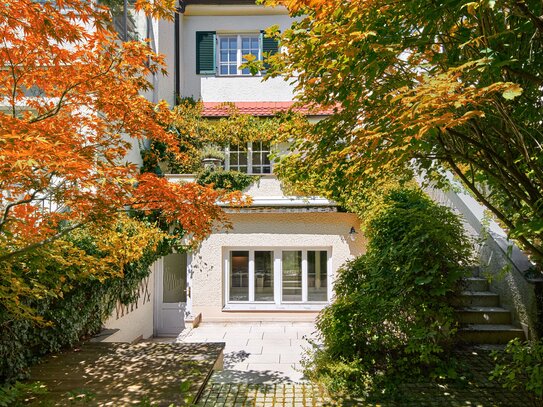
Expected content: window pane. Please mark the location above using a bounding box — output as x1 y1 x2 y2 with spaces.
220 65 228 75
255 251 274 302
230 251 249 301
282 251 302 301
253 153 262 166
163 253 186 303
239 152 247 166
251 141 272 174
229 65 237 75
308 251 328 301
220 37 229 48
242 37 250 48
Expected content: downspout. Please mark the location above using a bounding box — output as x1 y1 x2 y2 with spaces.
174 1 185 105
123 0 128 41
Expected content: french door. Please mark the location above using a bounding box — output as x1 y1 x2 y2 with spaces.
225 248 330 307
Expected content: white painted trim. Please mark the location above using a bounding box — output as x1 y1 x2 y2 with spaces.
153 259 161 336
186 252 193 318
184 5 289 16
301 250 308 302
273 251 281 305
248 250 255 302
223 303 327 311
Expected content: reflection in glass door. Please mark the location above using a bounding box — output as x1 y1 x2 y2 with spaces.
254 251 274 301
230 251 249 301
308 250 328 301
282 251 302 301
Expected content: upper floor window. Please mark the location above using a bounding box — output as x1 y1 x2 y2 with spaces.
225 142 272 174
196 31 279 76
218 35 261 76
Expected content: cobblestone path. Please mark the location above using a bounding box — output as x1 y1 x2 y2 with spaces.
195 383 332 406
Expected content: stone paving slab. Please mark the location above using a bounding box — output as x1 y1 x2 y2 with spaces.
26 342 224 406
179 322 317 384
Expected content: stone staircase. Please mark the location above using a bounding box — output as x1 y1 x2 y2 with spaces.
456 269 525 344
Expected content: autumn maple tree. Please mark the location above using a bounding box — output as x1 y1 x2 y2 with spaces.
260 0 543 273
0 0 244 321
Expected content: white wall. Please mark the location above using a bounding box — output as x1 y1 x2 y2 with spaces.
189 212 365 322
157 18 177 106
102 265 156 342
180 12 295 101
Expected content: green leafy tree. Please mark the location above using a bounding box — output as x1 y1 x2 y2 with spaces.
306 188 472 399
260 0 543 271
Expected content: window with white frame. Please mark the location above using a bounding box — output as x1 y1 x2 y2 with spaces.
225 248 330 307
218 34 261 76
226 142 271 174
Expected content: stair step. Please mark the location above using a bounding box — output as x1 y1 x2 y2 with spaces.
463 277 488 292
456 307 512 324
467 265 481 277
458 291 500 307
458 324 525 344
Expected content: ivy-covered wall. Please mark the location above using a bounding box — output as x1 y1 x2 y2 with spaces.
0 223 175 383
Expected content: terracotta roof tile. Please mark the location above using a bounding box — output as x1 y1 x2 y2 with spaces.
201 102 335 117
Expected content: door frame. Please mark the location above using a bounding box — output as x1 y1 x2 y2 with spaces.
153 253 192 336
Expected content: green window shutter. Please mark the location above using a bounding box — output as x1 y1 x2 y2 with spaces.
196 31 216 75
260 30 279 70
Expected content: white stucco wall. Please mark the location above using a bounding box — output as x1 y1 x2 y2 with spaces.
189 212 365 322
102 265 156 342
180 11 295 101
157 18 177 106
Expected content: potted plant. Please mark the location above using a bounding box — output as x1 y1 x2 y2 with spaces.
200 145 225 170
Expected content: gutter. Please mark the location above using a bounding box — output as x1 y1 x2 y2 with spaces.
218 197 337 207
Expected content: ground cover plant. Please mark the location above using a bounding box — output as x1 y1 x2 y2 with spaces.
490 337 543 404
303 188 472 400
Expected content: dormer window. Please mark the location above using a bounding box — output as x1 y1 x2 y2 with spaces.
196 31 279 76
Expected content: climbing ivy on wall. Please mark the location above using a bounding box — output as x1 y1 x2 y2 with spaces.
141 98 310 175
0 215 176 383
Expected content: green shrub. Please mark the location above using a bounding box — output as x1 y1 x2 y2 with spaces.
490 338 543 402
0 381 47 406
196 169 257 192
0 222 175 383
304 188 471 399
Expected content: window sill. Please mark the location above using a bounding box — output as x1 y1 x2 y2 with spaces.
223 303 328 312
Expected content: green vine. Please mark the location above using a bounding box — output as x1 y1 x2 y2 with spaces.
140 98 310 175
196 169 257 192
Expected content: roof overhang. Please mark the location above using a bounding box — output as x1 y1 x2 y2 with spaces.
181 0 288 16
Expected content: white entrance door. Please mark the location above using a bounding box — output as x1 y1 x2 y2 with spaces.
155 253 187 336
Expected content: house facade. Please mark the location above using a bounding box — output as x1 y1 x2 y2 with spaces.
102 0 365 339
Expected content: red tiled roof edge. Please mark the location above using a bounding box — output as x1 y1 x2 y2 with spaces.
201 101 336 117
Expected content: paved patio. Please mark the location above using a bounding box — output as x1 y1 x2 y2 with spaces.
26 342 224 406
178 322 318 383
